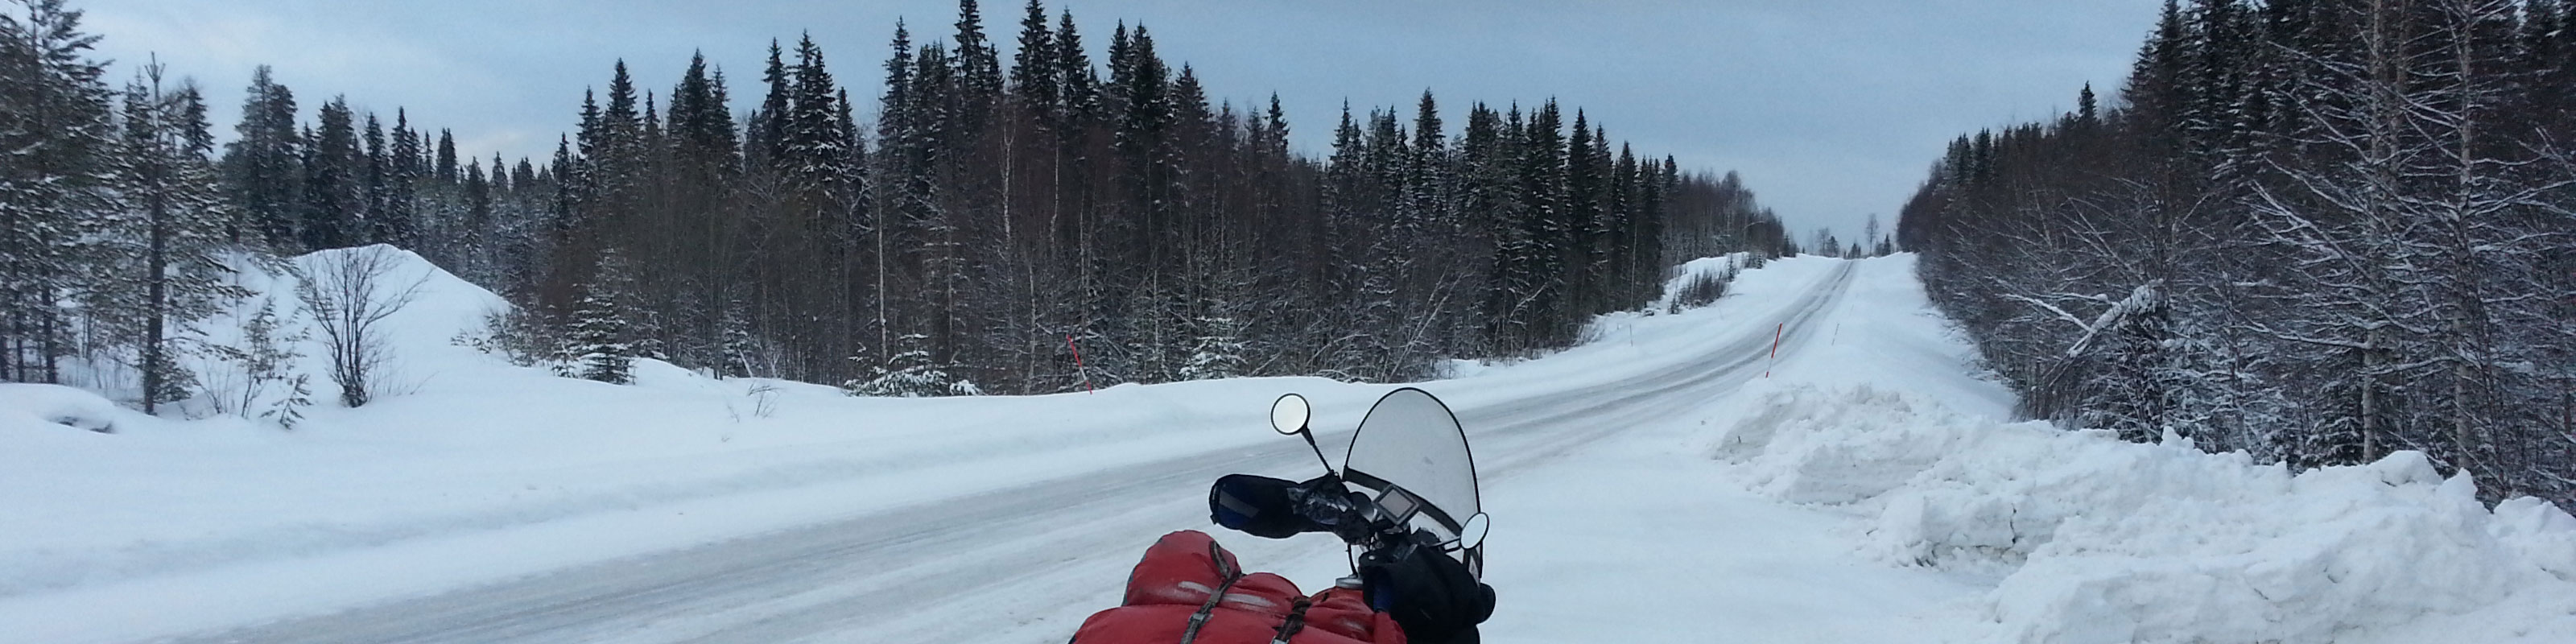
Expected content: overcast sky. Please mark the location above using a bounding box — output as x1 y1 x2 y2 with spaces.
80 0 2159 242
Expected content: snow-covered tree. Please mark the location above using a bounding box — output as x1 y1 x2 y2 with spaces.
567 250 638 385
1179 314 1245 381
101 60 243 413
716 300 761 378
218 64 300 249
846 332 978 397
0 0 118 385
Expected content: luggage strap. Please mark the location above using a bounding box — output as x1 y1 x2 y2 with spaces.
1177 542 1244 644
1269 597 1314 644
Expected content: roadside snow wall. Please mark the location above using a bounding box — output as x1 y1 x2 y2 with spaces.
1713 382 2576 644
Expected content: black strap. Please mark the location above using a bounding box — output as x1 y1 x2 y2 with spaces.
1178 542 1245 644
1269 597 1313 644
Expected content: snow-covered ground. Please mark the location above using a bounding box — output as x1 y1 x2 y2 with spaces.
1690 256 2576 643
3 250 2570 643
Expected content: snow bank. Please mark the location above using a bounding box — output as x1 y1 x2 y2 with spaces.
1714 382 2576 643
0 384 167 436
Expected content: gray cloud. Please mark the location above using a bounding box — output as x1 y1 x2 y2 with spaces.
83 0 2157 243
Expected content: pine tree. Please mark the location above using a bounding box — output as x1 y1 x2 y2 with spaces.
1608 144 1641 303
460 159 492 279
221 64 301 248
1010 0 1057 122
2127 0 2192 152
299 96 361 250
1180 313 1246 381
378 109 417 250
952 0 1002 114
361 112 393 245
1052 10 1098 121
434 127 457 184
1517 100 1571 345
716 299 759 378
568 250 637 385
0 0 118 384
109 61 240 412
784 35 853 209
2077 82 2100 127
748 40 791 170
846 332 976 397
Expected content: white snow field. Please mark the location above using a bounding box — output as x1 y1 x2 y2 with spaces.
2 250 2570 643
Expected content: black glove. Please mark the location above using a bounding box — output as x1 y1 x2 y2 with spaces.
1359 544 1495 644
1210 473 1339 539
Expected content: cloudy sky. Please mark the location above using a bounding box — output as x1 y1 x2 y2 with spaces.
80 0 2159 242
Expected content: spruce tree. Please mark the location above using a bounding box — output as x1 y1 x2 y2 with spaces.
1608 144 1641 303
748 40 791 171
847 332 975 397
1052 10 1098 121
435 128 457 184
569 250 638 385
952 0 1002 112
1010 0 1057 122
0 0 118 384
1517 100 1570 344
112 63 240 412
379 110 419 250
299 96 361 250
221 65 301 248
1180 314 1245 381
784 35 852 208
1563 111 1601 314
361 113 390 245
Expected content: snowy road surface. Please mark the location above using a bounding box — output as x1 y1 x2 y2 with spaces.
145 265 1870 643
19 254 2570 643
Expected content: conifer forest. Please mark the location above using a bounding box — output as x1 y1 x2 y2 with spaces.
14 0 2569 507
0 0 1785 402
1901 0 2576 502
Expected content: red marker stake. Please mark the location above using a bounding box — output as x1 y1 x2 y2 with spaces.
1767 323 1783 378
1067 334 1094 393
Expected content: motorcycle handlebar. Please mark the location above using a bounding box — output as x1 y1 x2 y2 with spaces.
1209 473 1423 552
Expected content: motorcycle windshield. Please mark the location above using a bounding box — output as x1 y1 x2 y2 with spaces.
1342 388 1478 539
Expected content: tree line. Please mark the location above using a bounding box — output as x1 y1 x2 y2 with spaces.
1900 0 2574 503
2 0 1785 411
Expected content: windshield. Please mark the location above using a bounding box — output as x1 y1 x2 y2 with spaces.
1342 388 1478 539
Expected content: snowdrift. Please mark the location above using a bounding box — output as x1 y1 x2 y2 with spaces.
0 384 170 436
1701 254 2576 643
1715 376 2576 644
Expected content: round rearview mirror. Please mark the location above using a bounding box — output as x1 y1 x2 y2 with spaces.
1458 512 1491 550
1269 393 1311 435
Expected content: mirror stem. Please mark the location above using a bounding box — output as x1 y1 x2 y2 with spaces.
1298 429 1334 474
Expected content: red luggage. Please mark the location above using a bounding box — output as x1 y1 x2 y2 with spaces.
1070 530 1405 644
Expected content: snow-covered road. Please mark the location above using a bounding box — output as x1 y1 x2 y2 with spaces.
15 254 2570 644
135 265 1860 643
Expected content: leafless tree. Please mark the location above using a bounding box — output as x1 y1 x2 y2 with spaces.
295 246 426 407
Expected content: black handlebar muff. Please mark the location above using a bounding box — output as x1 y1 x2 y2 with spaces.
1210 473 1322 539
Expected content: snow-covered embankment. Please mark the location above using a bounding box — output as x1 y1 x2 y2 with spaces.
1709 255 2576 644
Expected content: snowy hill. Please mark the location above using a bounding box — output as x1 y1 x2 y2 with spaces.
2 251 2570 643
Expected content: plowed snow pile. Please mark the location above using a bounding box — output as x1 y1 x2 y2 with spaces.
1711 258 2576 644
